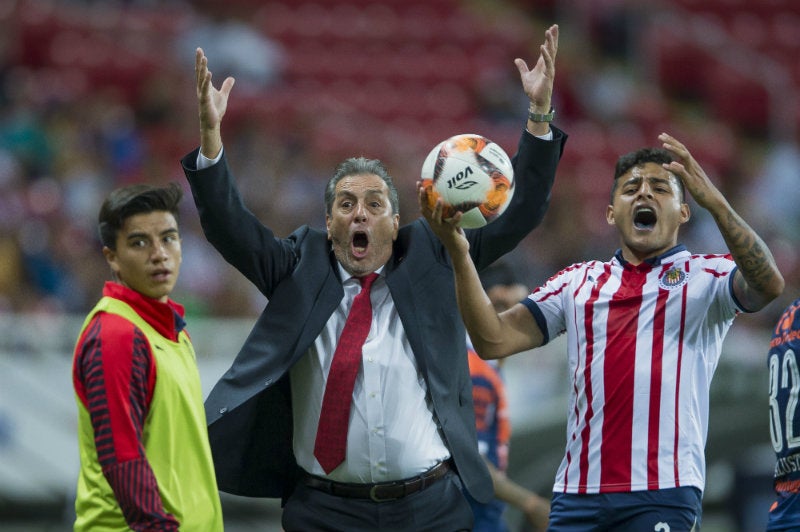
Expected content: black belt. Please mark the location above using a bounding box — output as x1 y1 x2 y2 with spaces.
302 460 452 502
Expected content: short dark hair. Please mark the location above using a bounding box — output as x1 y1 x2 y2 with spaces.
324 157 400 216
98 183 183 249
611 147 685 202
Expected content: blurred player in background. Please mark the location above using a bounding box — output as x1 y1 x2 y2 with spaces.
422 135 784 531
468 260 549 531
71 183 223 531
766 296 800 531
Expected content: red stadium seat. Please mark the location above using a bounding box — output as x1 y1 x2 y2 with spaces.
704 62 770 134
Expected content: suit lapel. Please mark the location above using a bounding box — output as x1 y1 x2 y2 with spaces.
296 265 342 358
385 259 430 378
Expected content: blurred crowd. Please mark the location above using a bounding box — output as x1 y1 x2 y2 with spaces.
0 0 798 346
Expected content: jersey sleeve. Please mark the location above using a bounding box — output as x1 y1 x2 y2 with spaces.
701 254 745 316
522 265 576 345
73 312 180 530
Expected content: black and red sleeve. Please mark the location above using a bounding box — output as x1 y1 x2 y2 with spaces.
73 312 180 531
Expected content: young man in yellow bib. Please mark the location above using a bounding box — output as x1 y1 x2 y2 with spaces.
71 183 223 531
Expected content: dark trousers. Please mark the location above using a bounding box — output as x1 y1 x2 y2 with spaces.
281 470 474 531
548 486 702 531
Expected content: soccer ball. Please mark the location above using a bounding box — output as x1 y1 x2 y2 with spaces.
421 133 514 229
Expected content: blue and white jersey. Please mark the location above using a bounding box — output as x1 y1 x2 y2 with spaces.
767 297 800 530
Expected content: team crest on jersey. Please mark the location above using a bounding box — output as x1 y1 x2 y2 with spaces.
659 266 688 290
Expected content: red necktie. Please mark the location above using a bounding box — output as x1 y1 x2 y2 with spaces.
314 272 379 473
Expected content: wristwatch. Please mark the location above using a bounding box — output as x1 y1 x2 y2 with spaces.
528 107 555 123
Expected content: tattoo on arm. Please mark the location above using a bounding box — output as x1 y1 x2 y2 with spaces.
720 210 780 307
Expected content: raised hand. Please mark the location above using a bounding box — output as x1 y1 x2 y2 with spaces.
658 132 723 211
514 24 558 113
196 47 235 159
659 132 784 311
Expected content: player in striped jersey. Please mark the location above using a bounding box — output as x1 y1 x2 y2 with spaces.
767 297 800 530
421 133 784 531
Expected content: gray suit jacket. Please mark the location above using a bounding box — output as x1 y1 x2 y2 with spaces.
181 126 566 504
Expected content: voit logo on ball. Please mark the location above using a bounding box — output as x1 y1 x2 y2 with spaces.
445 165 479 190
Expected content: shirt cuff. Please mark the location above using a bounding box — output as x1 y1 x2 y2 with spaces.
197 147 224 170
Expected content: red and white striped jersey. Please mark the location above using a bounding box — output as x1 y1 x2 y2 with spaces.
524 246 744 495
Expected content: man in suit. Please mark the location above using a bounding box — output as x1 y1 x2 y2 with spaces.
182 24 565 531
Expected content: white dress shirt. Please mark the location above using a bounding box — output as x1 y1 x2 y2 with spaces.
291 264 450 482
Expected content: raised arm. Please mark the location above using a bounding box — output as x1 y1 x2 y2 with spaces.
185 49 295 296
196 47 235 159
660 133 784 311
467 24 567 270
419 185 544 359
516 24 558 137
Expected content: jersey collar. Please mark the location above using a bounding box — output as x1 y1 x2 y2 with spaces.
102 282 186 340
613 244 689 268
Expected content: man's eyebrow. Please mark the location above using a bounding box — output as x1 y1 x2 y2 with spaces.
335 190 355 201
336 187 385 197
125 227 178 240
623 175 671 185
648 176 674 186
125 231 150 241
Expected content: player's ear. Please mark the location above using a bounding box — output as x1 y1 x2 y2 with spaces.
326 215 332 240
680 202 691 224
606 205 615 226
103 246 121 278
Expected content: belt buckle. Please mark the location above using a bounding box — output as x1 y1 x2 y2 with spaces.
369 484 395 503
